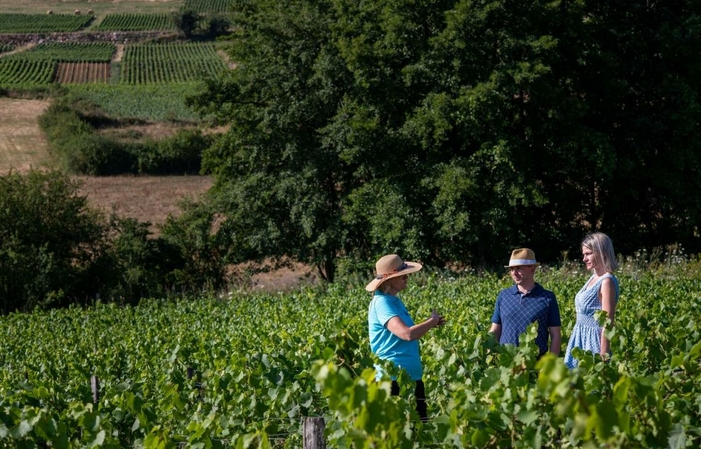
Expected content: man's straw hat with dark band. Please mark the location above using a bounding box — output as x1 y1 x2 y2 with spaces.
505 248 541 267
365 254 423 292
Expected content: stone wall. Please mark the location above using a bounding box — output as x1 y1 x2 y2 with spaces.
0 31 180 47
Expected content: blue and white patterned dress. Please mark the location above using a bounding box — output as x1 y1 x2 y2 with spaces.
564 273 619 369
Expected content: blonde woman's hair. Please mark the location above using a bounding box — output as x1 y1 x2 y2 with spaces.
582 232 619 272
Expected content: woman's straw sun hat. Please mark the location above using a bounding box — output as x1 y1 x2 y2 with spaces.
365 254 423 292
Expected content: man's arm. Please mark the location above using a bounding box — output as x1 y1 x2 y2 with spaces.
548 326 561 356
489 323 502 342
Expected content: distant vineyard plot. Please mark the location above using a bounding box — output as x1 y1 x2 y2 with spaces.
6 42 115 62
120 43 227 84
181 0 234 14
95 13 176 31
0 13 93 33
0 59 55 87
0 43 116 87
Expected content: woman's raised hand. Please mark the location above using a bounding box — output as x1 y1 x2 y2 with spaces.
431 308 447 327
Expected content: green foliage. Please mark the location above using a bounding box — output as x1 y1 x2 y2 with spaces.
158 198 228 293
137 128 212 175
0 265 700 447
38 100 135 175
190 0 701 276
0 171 107 313
101 216 166 305
38 99 211 175
172 10 202 38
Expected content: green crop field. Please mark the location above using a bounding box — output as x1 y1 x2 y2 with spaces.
120 43 227 84
0 59 55 87
94 13 176 32
181 0 234 14
67 84 204 121
1 259 700 448
4 42 116 62
0 13 93 33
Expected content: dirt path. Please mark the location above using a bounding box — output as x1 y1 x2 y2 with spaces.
114 43 124 62
0 43 36 58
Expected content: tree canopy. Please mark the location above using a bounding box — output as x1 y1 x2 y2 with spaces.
190 0 701 279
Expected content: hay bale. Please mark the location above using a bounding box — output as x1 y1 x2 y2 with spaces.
47 10 53 15
74 9 81 15
87 9 94 15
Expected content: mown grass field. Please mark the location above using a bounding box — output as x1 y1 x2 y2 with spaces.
0 0 182 16
0 259 699 447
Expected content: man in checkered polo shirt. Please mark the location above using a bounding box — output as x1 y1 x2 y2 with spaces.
489 248 561 357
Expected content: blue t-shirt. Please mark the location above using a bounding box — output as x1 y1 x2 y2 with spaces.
368 291 422 380
491 283 561 356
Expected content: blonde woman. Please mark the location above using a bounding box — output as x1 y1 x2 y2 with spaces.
564 232 620 368
367 254 446 421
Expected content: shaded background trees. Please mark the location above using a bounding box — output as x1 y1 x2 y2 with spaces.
189 0 701 279
2 0 700 311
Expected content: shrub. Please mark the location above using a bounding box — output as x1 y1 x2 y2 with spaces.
0 171 108 312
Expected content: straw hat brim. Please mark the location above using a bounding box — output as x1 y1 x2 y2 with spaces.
365 262 422 292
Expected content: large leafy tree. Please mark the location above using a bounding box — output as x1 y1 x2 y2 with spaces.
191 0 701 278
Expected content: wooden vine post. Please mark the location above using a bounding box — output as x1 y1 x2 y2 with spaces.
303 417 325 449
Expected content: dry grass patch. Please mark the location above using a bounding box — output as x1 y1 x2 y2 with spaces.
77 175 214 233
0 98 52 173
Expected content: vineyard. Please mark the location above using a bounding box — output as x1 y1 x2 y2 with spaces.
0 44 13 54
182 0 234 14
0 13 93 33
0 59 55 87
120 43 227 84
4 42 115 63
0 259 699 448
95 14 176 32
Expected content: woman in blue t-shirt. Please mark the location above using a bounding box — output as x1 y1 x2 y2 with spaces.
366 254 446 421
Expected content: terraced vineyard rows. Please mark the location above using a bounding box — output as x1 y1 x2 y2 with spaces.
4 42 115 62
120 43 227 84
0 59 55 87
0 262 700 448
182 0 234 14
95 13 176 32
0 13 93 33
